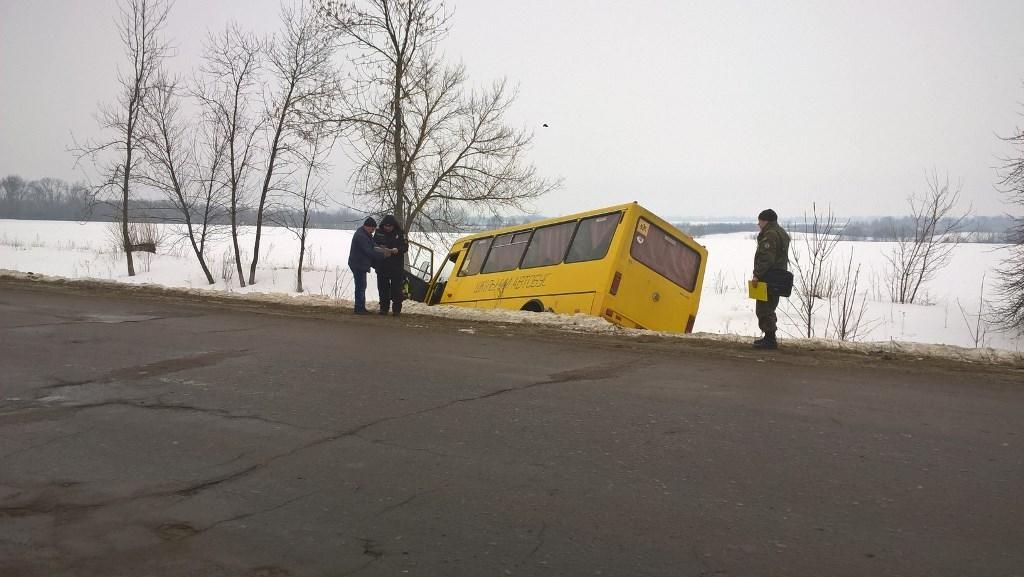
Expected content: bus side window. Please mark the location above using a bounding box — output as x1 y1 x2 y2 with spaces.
481 231 532 274
521 220 577 269
566 213 621 263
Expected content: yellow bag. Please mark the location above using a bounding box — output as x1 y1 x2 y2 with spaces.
748 280 768 301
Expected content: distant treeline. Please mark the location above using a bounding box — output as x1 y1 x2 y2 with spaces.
828 216 1016 243
673 222 759 237
0 175 371 230
2 174 1017 241
0 174 525 232
0 176 92 221
675 217 1016 243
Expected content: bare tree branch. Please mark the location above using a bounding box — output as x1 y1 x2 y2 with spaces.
69 0 174 276
319 0 560 233
194 23 264 287
137 71 224 284
267 123 336 292
248 1 345 285
826 248 876 341
993 110 1024 332
784 204 845 338
885 172 969 304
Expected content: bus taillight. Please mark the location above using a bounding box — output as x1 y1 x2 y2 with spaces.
685 314 696 333
609 271 622 295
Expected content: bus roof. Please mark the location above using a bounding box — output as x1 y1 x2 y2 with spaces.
449 202 696 247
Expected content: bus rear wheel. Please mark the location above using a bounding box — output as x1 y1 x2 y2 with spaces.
521 299 545 313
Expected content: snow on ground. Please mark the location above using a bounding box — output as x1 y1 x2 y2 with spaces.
1 219 1021 364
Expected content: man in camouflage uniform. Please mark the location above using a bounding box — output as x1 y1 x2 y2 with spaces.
751 209 790 350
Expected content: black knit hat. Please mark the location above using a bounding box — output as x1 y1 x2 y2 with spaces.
757 209 778 222
363 216 377 227
379 214 399 228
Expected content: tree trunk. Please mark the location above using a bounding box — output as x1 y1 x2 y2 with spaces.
185 219 215 285
392 63 406 226
249 93 292 285
296 235 306 293
230 177 246 287
231 213 245 287
121 154 135 277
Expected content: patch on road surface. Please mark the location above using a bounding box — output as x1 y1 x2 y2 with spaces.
76 313 166 324
247 567 292 577
103 349 250 382
157 522 199 541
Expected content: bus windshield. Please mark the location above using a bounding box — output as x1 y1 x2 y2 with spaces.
458 237 492 276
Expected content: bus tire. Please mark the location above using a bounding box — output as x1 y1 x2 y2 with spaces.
521 299 545 313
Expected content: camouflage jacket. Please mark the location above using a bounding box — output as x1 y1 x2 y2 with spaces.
753 222 790 279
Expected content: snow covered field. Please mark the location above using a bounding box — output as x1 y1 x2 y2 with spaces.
1 219 1020 360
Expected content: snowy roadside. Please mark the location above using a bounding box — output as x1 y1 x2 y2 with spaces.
5 269 1022 368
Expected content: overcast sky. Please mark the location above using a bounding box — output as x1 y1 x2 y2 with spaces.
2 0 1024 219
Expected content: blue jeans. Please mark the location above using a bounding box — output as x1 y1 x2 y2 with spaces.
351 268 368 311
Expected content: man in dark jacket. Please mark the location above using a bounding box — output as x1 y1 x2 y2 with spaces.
373 214 409 316
348 216 380 314
751 209 790 349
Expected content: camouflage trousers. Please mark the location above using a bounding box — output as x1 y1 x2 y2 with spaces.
756 295 781 335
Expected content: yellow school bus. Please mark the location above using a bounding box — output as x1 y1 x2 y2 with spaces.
418 202 707 333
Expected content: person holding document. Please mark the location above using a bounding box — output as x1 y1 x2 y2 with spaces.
750 209 791 350
373 214 409 316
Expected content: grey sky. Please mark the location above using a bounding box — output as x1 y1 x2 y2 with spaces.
2 0 1023 219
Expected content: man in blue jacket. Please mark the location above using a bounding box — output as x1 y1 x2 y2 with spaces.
348 217 383 314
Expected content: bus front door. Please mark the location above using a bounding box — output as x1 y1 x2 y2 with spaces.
425 251 460 305
403 240 435 303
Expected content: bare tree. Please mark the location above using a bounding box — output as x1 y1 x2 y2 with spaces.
785 204 844 338
993 113 1024 332
320 0 559 232
958 273 990 348
29 178 72 208
826 248 873 341
248 2 343 285
885 172 969 304
137 72 219 284
318 0 447 228
269 126 335 292
0 175 28 216
190 119 233 267
71 0 173 276
194 23 264 287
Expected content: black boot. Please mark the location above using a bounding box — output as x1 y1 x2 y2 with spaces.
392 303 402 317
753 333 778 350
379 302 389 315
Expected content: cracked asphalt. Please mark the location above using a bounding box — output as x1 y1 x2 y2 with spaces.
1 278 1022 577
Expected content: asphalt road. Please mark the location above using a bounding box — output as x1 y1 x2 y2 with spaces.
1 278 1022 577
